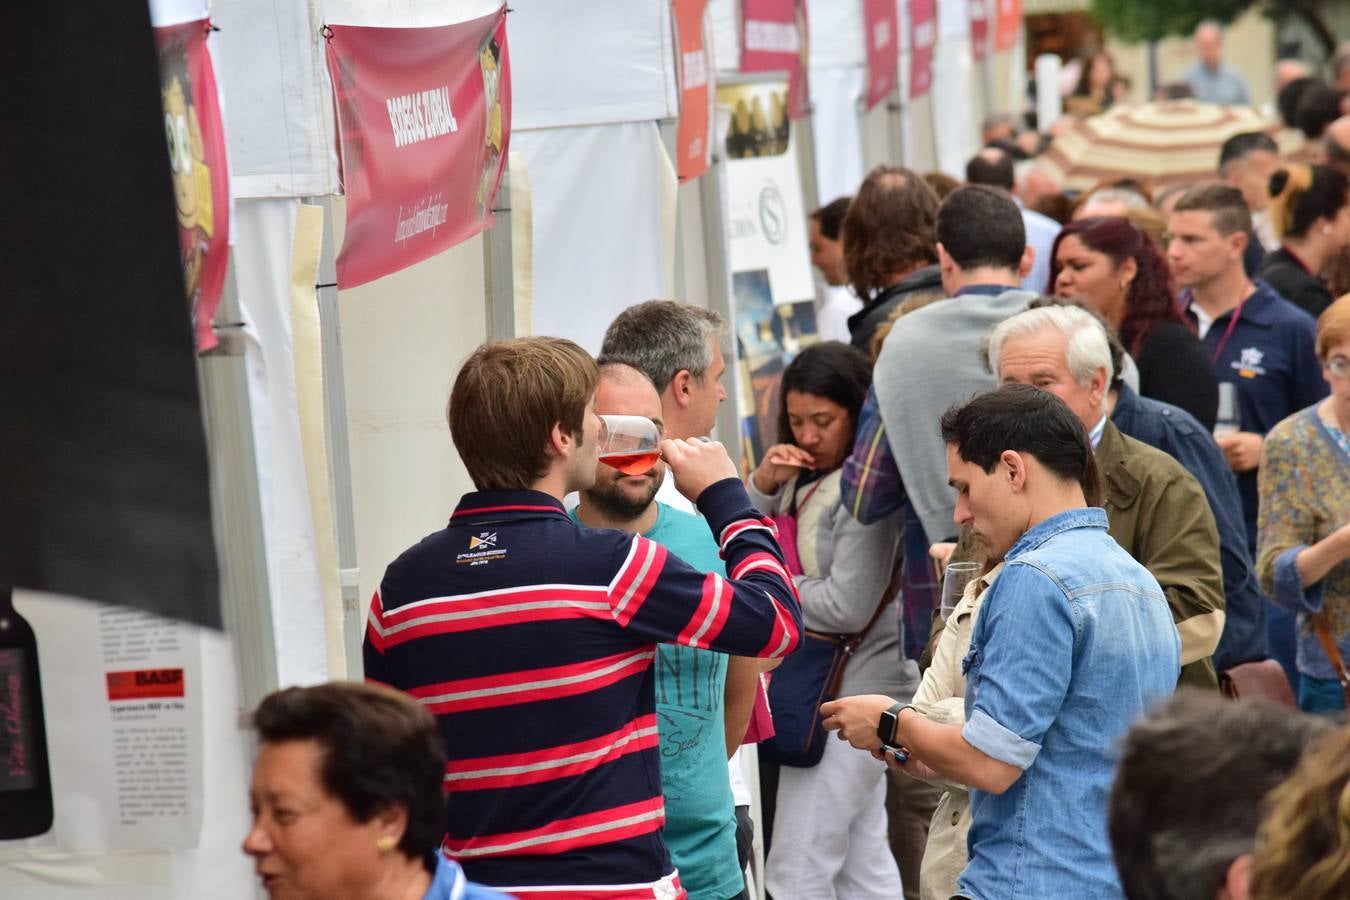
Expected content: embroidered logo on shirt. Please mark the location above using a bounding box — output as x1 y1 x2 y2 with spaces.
1232 347 1266 377
457 531 506 565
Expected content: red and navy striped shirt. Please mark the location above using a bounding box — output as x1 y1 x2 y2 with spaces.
364 480 802 898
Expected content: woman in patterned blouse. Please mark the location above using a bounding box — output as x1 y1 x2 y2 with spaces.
1257 294 1350 714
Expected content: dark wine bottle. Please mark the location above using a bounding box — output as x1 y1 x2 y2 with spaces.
0 586 54 839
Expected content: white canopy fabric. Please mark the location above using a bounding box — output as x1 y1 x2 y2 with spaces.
509 0 678 131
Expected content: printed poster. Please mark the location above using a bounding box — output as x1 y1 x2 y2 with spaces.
0 593 204 861
718 82 818 470
674 0 712 182
325 7 510 288
153 19 231 353
863 0 899 110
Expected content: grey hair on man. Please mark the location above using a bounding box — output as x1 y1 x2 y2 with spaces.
986 304 1114 413
599 300 724 392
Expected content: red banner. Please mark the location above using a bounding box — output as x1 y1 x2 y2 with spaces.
908 0 936 100
325 9 510 289
154 20 230 353
993 0 1022 52
740 0 810 120
674 0 711 182
862 0 898 110
969 0 989 62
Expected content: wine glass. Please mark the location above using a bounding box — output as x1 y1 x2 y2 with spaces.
1213 382 1240 438
597 415 662 475
939 562 980 622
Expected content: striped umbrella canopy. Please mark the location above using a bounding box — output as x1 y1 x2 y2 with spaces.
1039 101 1286 193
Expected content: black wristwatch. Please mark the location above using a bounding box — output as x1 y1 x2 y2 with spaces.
877 702 905 746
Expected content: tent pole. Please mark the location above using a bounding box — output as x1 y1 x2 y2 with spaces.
659 116 687 301
312 199 364 680
483 170 517 340
199 260 278 712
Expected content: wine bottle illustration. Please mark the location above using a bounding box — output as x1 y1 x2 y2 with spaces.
0 586 54 839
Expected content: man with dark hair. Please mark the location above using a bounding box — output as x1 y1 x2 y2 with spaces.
825 384 1180 900
1169 183 1326 693
808 197 850 287
965 147 1058 291
809 196 863 341
365 336 802 897
1109 690 1331 900
840 165 943 350
1218 131 1281 255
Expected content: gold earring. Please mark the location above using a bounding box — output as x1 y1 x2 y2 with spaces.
376 835 397 853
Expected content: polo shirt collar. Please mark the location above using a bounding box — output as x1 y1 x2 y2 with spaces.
451 489 570 525
1183 280 1282 329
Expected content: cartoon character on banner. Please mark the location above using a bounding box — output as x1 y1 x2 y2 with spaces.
160 49 214 347
477 34 504 220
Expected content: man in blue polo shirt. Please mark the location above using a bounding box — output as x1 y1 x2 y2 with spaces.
1168 183 1327 686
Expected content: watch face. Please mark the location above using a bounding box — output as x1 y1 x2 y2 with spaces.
877 711 896 744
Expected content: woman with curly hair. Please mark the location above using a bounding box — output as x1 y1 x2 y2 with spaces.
1052 215 1219 428
1249 725 1350 900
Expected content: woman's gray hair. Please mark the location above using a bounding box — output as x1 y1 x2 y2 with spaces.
599 300 724 392
986 305 1114 413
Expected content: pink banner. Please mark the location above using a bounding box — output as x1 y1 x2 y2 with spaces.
862 0 898 110
994 0 1021 52
969 0 989 62
908 0 935 100
674 0 711 181
740 0 810 120
325 8 510 288
154 20 230 353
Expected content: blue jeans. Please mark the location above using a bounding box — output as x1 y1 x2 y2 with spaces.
1298 674 1347 715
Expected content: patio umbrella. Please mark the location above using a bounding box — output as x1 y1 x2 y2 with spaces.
1039 101 1289 193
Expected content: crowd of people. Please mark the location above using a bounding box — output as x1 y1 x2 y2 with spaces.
234 30 1350 900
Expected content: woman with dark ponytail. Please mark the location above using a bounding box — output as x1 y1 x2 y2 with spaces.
1257 164 1350 318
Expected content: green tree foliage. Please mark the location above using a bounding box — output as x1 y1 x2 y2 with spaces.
1089 0 1337 53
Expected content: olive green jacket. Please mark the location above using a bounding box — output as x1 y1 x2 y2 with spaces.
1097 421 1225 688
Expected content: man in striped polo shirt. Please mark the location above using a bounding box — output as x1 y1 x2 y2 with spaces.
364 337 802 900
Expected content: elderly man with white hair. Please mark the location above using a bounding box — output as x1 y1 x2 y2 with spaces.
988 304 1226 688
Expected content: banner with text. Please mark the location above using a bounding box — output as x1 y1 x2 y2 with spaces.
739 0 810 120
908 0 936 99
994 0 1021 52
969 0 989 62
674 0 711 182
325 8 510 288
862 0 898 110
154 20 230 353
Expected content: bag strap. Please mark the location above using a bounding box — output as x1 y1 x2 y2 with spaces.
820 557 904 698
1311 612 1350 706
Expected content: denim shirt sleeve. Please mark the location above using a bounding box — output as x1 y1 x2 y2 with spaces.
961 561 1074 770
840 386 906 525
1271 545 1325 614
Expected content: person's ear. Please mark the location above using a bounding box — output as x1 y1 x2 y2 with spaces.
1117 256 1138 293
372 804 408 847
670 369 694 410
1217 853 1253 900
1230 228 1248 261
1001 449 1027 490
546 421 572 460
1090 366 1109 410
937 242 956 277
1019 244 1036 280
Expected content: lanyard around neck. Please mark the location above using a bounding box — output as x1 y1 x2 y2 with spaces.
1205 280 1252 364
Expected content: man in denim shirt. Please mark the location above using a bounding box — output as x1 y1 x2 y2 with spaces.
826 385 1180 898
